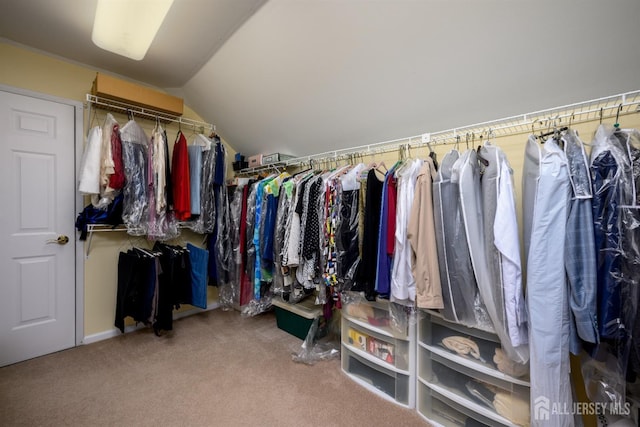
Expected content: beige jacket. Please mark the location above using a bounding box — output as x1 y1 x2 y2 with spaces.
407 158 443 309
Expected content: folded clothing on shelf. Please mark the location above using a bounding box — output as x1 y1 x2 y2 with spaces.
493 347 529 378
442 336 484 362
493 390 530 427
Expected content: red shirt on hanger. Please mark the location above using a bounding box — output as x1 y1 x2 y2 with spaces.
171 131 191 221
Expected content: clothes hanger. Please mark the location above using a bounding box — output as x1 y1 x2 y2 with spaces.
614 103 623 128
390 145 406 173
89 105 100 128
476 131 489 166
292 166 312 178
425 139 438 170
185 123 198 142
484 128 495 145
599 107 604 125
209 124 217 139
366 156 378 170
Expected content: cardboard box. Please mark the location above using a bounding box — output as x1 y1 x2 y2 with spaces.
91 73 184 116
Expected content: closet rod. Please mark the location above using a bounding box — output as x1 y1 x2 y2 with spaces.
84 221 197 258
271 89 640 169
85 94 215 132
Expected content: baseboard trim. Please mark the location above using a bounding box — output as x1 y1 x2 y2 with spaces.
81 300 221 345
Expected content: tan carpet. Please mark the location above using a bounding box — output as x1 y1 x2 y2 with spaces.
0 309 427 427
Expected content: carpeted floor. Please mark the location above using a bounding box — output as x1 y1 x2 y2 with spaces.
0 309 427 426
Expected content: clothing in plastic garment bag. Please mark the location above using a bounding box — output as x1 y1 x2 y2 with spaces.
624 128 640 377
586 125 639 404
524 137 573 427
336 165 363 292
405 158 441 308
281 176 303 300
78 125 102 197
623 205 640 377
591 125 634 341
243 183 258 304
211 138 230 288
562 130 598 352
393 158 424 305
89 113 121 209
433 150 479 326
479 144 528 350
188 143 202 216
353 169 384 300
298 175 323 291
148 126 179 241
120 119 149 236
216 185 234 308
227 183 246 306
273 178 293 296
193 135 216 234
450 151 493 331
457 148 531 364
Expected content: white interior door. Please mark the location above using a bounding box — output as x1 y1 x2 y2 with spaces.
0 89 76 366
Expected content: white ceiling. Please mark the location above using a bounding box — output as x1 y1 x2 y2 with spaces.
0 0 267 88
2 0 640 158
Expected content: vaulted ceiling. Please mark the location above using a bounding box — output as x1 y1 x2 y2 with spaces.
2 0 640 157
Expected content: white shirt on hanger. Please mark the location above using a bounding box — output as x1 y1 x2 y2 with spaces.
494 156 527 346
391 158 423 303
78 126 103 196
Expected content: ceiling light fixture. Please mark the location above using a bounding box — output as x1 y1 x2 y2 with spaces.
91 0 175 61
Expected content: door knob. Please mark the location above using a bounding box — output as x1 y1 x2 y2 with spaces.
47 235 69 245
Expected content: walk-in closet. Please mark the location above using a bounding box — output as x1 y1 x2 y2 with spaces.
1 1 640 426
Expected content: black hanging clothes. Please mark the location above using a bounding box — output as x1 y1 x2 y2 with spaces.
152 242 192 333
114 248 158 333
353 168 384 300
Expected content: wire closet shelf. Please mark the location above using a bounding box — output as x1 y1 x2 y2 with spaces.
85 93 215 134
236 89 640 175
83 94 217 258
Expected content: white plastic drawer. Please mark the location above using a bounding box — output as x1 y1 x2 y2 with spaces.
418 380 498 427
419 345 530 392
419 314 530 386
341 345 410 405
342 318 410 372
343 299 410 338
420 311 501 344
419 359 527 427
